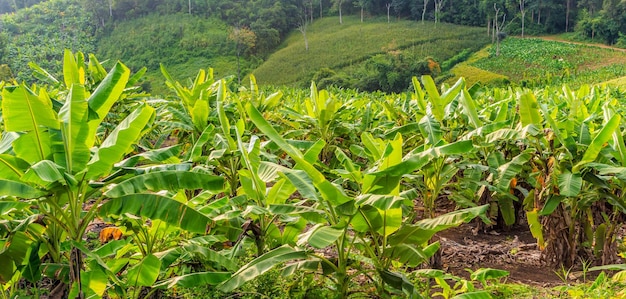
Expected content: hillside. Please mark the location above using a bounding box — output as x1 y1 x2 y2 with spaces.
95 14 242 95
0 0 95 80
253 16 490 88
450 37 626 88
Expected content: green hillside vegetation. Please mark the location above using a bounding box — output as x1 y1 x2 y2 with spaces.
446 47 510 87
467 38 626 88
0 0 95 80
96 14 243 95
253 16 490 90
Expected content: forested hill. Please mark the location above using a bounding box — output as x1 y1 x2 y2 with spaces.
1 0 626 92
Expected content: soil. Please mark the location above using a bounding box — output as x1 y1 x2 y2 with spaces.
437 224 566 287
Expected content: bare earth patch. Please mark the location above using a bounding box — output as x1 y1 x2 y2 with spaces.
438 224 565 287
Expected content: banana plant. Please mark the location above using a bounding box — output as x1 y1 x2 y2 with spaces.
0 50 224 298
520 85 625 266
216 103 488 298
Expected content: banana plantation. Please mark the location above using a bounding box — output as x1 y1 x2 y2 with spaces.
1 51 626 298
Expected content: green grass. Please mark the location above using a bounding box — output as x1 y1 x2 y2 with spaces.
447 46 510 86
96 13 243 96
252 16 490 86
469 37 626 88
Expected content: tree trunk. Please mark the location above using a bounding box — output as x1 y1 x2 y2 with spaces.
70 247 84 299
320 0 323 18
537 0 542 24
565 0 570 32
108 0 113 18
386 3 391 23
361 7 364 22
519 0 526 38
339 1 343 24
422 0 428 23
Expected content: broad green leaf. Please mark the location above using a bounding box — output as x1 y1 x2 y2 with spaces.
191 99 209 132
83 264 108 298
384 242 439 267
539 195 562 216
126 254 161 287
246 103 352 207
518 92 543 127
0 154 29 180
361 132 383 161
28 62 60 85
0 179 46 198
216 80 237 150
21 242 41 283
388 205 487 246
470 268 509 285
298 225 343 249
526 209 545 250
56 84 90 172
496 152 532 191
218 245 308 292
422 75 442 120
0 201 30 215
266 178 296 205
155 272 231 289
379 270 418 297
87 62 131 121
21 160 67 188
366 140 473 194
13 131 52 164
117 145 182 167
0 231 33 283
87 104 155 179
2 85 59 132
2 85 58 162
63 49 82 87
452 291 493 299
98 194 212 234
460 88 483 128
589 264 626 271
282 170 319 201
181 244 237 271
557 171 582 197
498 197 516 226
189 125 213 163
269 204 326 223
574 114 621 172
104 171 224 198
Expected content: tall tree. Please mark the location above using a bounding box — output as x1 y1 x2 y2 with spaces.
334 0 344 24
434 0 446 23
520 0 526 37
493 3 506 56
228 26 256 84
422 0 430 23
297 17 309 51
386 2 391 22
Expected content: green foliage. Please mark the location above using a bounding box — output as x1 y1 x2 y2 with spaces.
0 0 96 81
96 14 241 95
471 38 626 88
253 16 490 87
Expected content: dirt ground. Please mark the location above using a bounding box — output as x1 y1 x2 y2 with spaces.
436 222 626 288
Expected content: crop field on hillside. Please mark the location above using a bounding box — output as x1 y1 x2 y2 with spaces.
253 16 490 86
469 38 626 88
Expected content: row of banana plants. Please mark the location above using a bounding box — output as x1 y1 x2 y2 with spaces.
1 50 625 298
